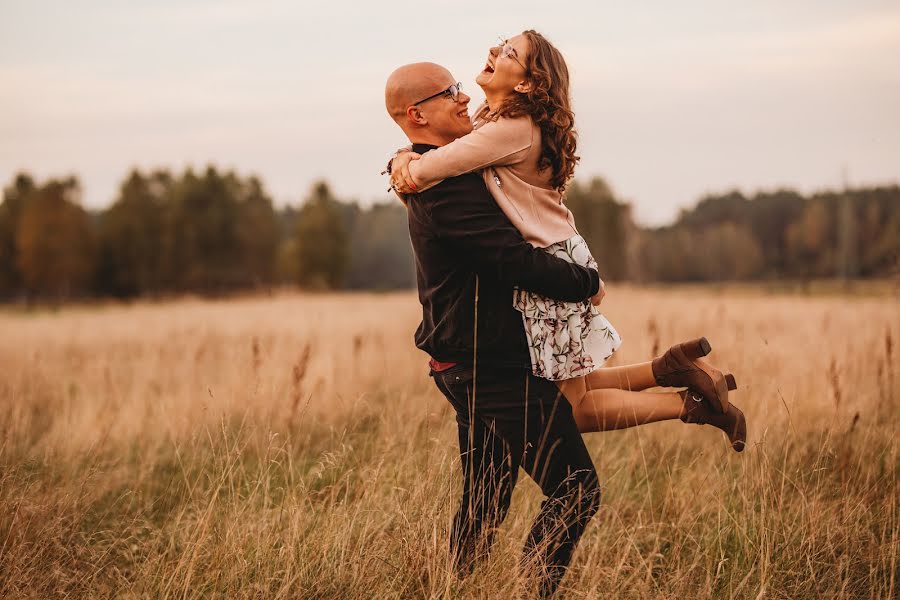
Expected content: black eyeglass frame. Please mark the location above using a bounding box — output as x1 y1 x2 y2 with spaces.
412 82 463 106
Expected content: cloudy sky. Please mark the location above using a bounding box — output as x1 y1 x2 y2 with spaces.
1 0 898 225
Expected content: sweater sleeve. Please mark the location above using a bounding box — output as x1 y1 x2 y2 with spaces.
408 117 533 191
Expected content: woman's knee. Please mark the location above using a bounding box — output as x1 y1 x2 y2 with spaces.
572 406 594 433
557 377 586 408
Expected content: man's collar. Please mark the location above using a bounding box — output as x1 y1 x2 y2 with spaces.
411 143 438 154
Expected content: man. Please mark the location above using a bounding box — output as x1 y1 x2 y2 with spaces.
384 62 603 598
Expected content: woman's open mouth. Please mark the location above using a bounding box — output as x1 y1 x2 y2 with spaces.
483 61 495 74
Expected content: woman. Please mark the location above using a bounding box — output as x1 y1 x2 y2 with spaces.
390 31 746 450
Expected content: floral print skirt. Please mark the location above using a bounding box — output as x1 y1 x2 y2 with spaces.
513 234 623 381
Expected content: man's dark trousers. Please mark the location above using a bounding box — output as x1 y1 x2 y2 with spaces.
431 363 601 598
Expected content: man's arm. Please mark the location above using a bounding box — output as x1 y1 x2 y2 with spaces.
429 176 599 302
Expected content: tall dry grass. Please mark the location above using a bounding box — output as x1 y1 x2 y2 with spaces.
0 287 897 599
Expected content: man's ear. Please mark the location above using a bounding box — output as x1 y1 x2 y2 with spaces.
514 79 533 94
406 105 427 125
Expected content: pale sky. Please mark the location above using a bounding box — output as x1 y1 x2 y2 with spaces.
1 0 898 226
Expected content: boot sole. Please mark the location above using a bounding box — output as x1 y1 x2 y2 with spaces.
730 406 747 452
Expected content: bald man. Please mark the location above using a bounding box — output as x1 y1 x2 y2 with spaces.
385 62 603 598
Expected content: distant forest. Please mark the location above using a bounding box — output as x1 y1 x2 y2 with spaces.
0 167 897 301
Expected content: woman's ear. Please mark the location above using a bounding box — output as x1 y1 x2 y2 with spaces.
514 79 533 94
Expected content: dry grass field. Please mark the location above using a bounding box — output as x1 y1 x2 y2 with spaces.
1 286 897 599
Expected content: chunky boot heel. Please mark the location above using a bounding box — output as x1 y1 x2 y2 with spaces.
653 337 730 414
725 374 737 391
683 336 712 360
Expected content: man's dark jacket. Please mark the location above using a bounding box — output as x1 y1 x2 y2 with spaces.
404 143 600 369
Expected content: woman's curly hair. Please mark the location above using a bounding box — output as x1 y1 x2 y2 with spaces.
491 30 580 192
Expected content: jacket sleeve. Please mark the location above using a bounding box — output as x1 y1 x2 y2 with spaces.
429 180 598 302
408 117 532 192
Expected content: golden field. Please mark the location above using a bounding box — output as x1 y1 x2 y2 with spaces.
1 286 897 599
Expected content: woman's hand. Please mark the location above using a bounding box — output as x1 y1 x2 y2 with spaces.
590 278 606 306
390 152 422 194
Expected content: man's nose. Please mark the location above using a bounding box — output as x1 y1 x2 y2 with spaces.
458 92 470 105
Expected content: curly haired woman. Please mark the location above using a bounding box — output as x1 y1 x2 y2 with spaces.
391 30 746 450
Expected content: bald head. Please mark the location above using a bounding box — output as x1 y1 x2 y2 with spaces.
384 62 455 123
384 62 473 146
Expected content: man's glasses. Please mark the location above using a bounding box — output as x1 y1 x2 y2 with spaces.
413 82 463 106
497 37 527 71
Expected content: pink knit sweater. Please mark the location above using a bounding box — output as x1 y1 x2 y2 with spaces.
407 106 579 248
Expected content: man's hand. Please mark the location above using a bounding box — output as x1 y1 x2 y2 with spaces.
390 152 422 194
590 277 606 306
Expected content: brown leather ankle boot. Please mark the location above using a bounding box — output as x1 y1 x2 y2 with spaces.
678 389 747 452
652 337 736 414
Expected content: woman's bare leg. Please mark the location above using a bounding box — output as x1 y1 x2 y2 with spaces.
557 364 660 415
571 388 684 433
584 362 657 392
557 376 587 408
558 362 689 432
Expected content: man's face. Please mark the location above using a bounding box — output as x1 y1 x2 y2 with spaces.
414 76 472 141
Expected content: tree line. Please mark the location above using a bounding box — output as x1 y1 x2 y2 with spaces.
0 168 414 301
634 186 899 282
0 167 897 302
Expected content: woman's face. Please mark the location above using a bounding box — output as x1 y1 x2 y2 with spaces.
475 34 530 100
